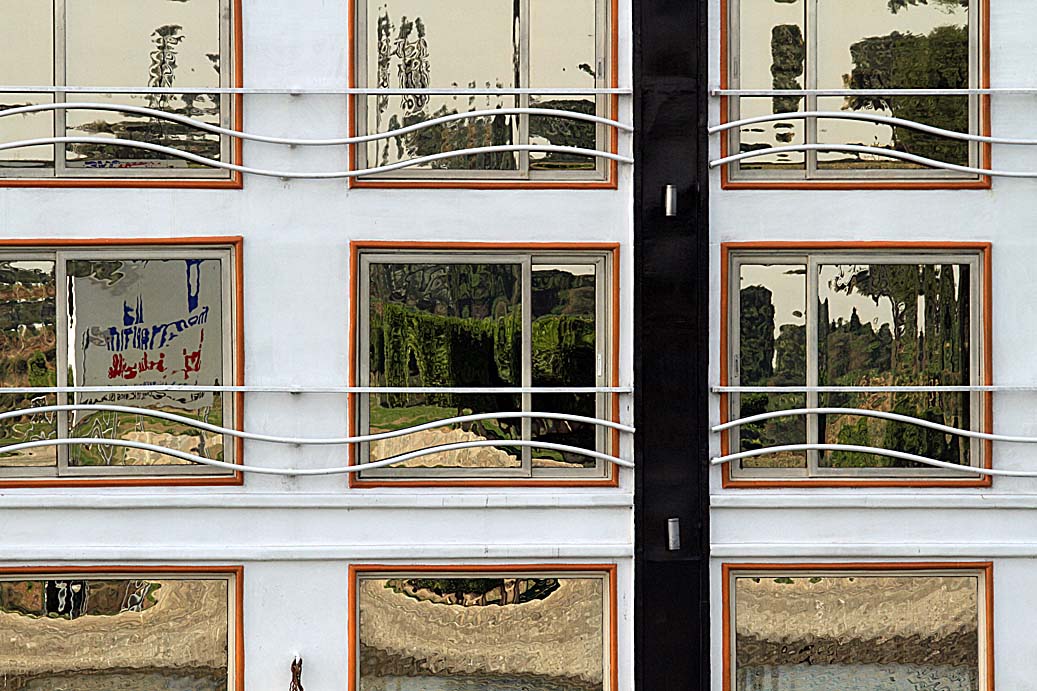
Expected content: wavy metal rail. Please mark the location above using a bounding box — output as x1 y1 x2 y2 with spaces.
709 110 1037 146
1 85 632 95
709 143 1037 178
1 403 634 445
710 444 1029 477
0 137 632 178
0 384 633 394
713 407 1029 444
0 102 633 146
0 438 633 474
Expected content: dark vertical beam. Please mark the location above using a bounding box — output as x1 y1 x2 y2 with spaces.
633 0 710 688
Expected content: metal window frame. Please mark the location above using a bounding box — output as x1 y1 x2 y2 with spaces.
0 245 238 479
726 0 981 183
357 249 613 480
353 0 611 182
727 248 985 480
352 566 613 691
726 565 990 691
2 0 234 181
0 569 239 690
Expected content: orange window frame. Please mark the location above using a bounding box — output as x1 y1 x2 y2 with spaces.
2 0 243 190
0 237 244 488
347 240 621 488
718 0 991 191
349 563 618 691
719 241 993 488
346 0 620 190
721 561 994 691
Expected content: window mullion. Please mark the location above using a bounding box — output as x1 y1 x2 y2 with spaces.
806 255 820 475
521 256 532 475
54 251 69 476
805 0 819 179
53 0 68 178
518 0 531 179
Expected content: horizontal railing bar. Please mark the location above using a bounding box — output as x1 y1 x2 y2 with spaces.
0 103 633 146
0 385 632 394
0 438 634 474
715 385 1008 393
709 143 1033 177
712 407 1027 443
710 443 1019 477
0 85 632 96
0 404 635 443
708 110 1037 146
0 137 633 177
711 87 1037 96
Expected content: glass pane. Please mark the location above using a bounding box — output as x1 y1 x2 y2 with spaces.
0 576 229 689
358 573 605 690
67 259 227 467
817 0 970 170
737 264 806 468
367 262 522 469
818 263 972 469
735 98 806 172
363 0 519 172
0 261 57 468
529 0 599 172
532 264 598 469
734 573 980 691
0 0 54 170
65 0 224 168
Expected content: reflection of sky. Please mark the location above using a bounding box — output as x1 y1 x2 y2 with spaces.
534 264 594 276
740 0 968 151
740 264 805 341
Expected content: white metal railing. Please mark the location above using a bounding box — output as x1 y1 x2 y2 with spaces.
708 86 1037 178
0 385 635 474
0 86 634 178
710 384 1037 477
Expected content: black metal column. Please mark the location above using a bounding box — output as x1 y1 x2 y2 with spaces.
633 0 710 688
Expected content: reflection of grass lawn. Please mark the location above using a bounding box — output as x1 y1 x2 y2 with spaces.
69 408 222 466
370 404 514 440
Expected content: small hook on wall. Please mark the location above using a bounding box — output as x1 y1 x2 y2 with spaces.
289 656 304 691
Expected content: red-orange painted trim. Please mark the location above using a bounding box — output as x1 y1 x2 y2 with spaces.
0 236 245 488
348 563 619 691
347 240 621 488
346 0 619 190
0 565 245 691
1 0 244 190
721 562 994 691
718 0 991 191
720 241 993 488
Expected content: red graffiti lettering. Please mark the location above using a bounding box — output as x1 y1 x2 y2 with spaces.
108 351 168 380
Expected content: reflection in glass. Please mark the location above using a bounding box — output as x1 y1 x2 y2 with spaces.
734 572 980 691
0 261 57 467
358 573 605 691
367 263 523 469
67 259 226 467
0 1 54 169
65 0 224 168
816 0 970 170
0 576 229 690
738 265 806 468
817 263 971 469
364 0 519 171
532 264 598 469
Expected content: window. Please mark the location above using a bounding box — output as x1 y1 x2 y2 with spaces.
0 240 241 484
722 0 987 187
350 564 615 691
0 567 241 691
351 0 616 186
723 563 992 691
722 244 990 485
0 0 241 185
352 244 618 485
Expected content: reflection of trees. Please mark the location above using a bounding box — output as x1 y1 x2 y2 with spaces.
771 24 805 115
845 25 969 165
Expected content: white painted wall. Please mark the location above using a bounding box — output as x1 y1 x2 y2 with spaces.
710 0 1037 688
0 0 636 688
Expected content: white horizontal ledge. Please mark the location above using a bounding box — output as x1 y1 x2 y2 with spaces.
711 493 1037 511
0 385 633 394
711 87 1037 96
0 544 634 562
0 492 634 510
0 85 632 95
711 542 1037 558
